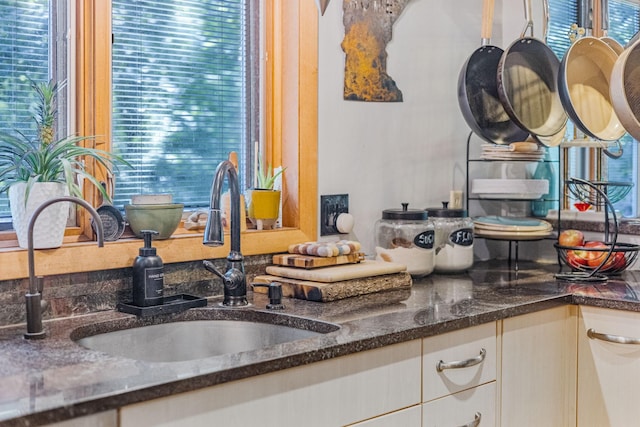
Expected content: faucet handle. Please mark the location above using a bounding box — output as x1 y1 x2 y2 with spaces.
253 282 285 310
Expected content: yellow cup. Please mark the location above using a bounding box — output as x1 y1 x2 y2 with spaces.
248 189 281 219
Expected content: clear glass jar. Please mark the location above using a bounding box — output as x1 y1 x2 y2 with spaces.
425 204 474 273
374 203 435 277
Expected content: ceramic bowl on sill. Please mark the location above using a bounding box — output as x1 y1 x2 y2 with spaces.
125 203 184 239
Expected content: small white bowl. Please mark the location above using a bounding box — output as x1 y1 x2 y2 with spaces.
131 194 173 205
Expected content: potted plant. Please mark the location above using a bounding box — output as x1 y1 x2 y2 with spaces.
0 79 129 249
247 157 285 230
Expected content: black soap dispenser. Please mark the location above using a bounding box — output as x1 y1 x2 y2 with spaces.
133 230 164 307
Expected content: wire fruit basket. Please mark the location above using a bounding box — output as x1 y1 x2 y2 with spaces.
556 178 640 281
555 241 639 275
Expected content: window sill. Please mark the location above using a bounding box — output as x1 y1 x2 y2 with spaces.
0 226 312 281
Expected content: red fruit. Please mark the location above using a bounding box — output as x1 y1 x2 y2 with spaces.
603 252 626 271
583 241 609 267
559 229 585 247
566 250 588 268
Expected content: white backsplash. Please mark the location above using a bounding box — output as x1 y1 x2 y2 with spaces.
317 0 550 259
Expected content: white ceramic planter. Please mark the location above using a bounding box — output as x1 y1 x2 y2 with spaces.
9 182 69 249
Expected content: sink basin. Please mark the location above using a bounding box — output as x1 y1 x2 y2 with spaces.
72 310 339 363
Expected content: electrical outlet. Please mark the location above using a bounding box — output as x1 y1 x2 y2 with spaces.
320 194 349 236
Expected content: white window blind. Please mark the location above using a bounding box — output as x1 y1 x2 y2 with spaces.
0 0 50 222
547 0 578 58
111 0 257 209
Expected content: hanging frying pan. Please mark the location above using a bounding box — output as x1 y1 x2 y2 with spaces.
610 26 640 141
534 122 566 147
558 0 625 142
497 0 568 138
457 0 528 145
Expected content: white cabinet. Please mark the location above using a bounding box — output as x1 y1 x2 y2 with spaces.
120 340 422 427
578 305 640 427
501 305 577 427
422 321 498 426
348 405 421 427
47 411 117 427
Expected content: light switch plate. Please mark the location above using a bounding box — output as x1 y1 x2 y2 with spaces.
320 194 349 236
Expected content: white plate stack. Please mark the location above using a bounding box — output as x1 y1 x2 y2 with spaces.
473 216 553 241
480 143 546 161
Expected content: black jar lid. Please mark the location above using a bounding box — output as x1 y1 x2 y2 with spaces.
382 203 428 220
425 201 468 218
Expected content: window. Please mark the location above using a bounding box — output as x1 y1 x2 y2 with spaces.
0 1 318 279
1 0 263 223
548 0 640 217
111 1 259 207
0 0 70 226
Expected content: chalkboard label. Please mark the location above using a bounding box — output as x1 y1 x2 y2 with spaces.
449 228 473 246
414 230 435 249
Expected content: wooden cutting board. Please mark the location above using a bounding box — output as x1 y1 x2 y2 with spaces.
252 272 412 302
272 252 364 269
265 260 407 283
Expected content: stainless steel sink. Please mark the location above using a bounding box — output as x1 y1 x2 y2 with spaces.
73 310 339 363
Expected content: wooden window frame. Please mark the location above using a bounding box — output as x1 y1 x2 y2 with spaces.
0 0 318 280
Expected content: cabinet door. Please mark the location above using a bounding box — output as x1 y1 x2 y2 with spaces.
422 382 496 427
501 305 577 427
578 306 640 427
46 411 117 427
423 321 497 403
349 405 421 427
120 340 421 427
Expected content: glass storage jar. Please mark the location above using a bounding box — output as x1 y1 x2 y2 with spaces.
425 203 474 273
374 203 435 277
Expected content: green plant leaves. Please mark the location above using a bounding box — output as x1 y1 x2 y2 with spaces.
0 80 131 202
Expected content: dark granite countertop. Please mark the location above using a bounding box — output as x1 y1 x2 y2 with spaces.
1 260 640 426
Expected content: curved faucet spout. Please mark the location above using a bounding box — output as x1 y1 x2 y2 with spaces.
204 160 240 252
203 159 247 306
25 196 104 339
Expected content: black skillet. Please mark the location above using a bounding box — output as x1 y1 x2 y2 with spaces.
457 0 529 145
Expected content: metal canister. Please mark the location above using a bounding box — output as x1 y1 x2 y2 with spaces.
425 203 474 273
374 203 435 277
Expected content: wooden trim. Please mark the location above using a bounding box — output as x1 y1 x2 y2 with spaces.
296 2 319 235
0 1 318 281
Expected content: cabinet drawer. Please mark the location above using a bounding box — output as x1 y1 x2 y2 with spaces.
348 405 421 427
422 322 497 402
422 382 496 427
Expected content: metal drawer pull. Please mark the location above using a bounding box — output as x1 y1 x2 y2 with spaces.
587 328 640 345
458 412 482 427
437 348 486 372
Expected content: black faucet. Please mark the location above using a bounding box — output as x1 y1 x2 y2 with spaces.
203 160 248 307
25 197 104 339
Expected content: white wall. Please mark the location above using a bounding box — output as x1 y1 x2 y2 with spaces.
317 0 540 256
